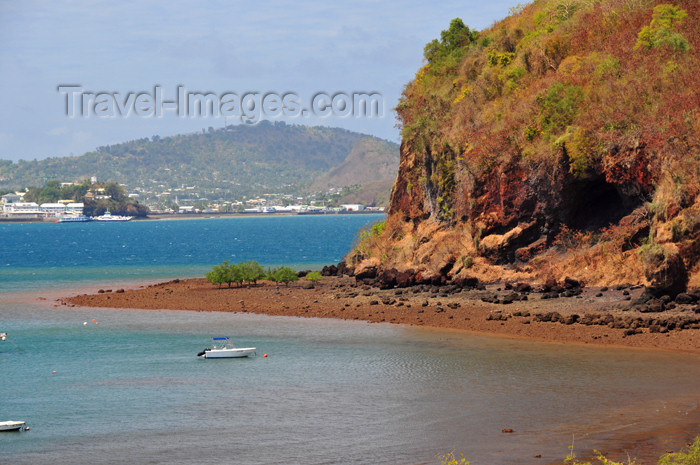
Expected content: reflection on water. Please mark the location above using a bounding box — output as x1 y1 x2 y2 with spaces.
1 302 698 465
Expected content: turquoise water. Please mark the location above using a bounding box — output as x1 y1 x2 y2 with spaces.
0 215 383 292
1 216 699 465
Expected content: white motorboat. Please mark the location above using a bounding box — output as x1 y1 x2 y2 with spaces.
197 337 256 359
0 332 23 351
0 421 26 432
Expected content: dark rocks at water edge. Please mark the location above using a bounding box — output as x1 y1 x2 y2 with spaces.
533 312 700 333
321 261 354 277
480 307 700 335
347 262 595 302
325 260 700 324
349 265 484 291
630 288 700 313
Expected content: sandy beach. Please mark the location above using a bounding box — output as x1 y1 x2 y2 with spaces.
60 276 700 354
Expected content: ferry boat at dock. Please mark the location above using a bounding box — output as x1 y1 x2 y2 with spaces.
93 210 133 222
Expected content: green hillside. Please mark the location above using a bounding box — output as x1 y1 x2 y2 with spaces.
0 121 399 204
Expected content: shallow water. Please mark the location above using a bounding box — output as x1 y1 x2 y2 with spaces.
2 302 698 465
1 216 699 464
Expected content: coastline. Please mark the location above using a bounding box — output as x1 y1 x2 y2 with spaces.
0 211 386 224
60 275 700 354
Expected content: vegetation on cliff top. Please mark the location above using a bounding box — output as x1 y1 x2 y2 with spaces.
397 0 696 213
351 0 699 290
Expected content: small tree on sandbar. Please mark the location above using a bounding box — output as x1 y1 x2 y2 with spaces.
305 271 322 288
239 260 266 285
269 267 299 287
206 260 235 288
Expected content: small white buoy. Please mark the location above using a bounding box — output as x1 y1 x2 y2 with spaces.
83 322 87 326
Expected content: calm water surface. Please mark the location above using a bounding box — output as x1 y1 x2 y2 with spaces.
0 215 384 292
1 216 698 465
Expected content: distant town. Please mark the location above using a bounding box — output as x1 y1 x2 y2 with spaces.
0 178 385 221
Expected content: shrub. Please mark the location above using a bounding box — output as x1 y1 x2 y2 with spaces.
268 266 299 286
238 260 266 285
437 452 469 465
487 49 516 66
205 260 240 288
555 125 598 177
206 260 267 288
658 436 700 465
635 4 690 52
461 255 474 268
206 261 230 288
371 221 386 237
537 82 585 137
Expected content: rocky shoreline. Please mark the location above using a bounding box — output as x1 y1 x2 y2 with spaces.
60 271 700 353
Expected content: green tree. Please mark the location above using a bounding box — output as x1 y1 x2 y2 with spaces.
228 262 245 286
269 267 299 286
305 271 322 288
424 18 479 63
635 4 689 52
73 179 91 199
103 182 126 200
238 260 265 285
206 261 232 288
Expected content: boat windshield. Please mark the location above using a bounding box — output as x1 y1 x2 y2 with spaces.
211 337 236 349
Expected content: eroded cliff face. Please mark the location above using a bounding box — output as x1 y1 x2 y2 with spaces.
347 0 700 292
389 141 654 263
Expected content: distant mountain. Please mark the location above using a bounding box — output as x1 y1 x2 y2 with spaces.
311 137 399 206
0 121 399 206
311 137 399 190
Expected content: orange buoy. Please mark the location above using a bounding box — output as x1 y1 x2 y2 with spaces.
52 370 56 374
263 354 268 358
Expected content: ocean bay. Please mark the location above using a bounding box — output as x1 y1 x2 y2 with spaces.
1 215 699 465
0 215 384 292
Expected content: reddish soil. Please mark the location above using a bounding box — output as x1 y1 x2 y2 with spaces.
60 276 700 354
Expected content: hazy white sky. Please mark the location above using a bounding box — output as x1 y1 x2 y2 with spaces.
0 0 519 161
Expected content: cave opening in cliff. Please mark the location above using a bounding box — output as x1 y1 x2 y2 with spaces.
563 177 639 231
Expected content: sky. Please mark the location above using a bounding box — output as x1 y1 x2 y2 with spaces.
0 0 519 161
